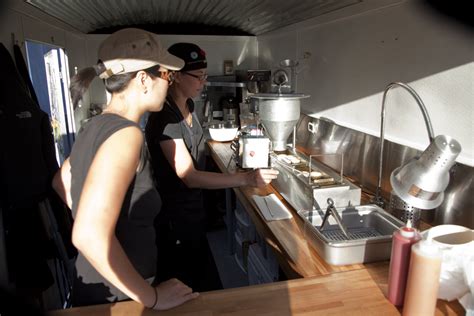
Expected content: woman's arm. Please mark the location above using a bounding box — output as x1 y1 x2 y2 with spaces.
73 127 197 309
52 158 73 209
160 139 278 189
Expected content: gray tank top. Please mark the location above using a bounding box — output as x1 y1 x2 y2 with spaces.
70 113 160 305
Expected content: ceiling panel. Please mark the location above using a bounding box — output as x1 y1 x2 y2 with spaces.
25 0 361 35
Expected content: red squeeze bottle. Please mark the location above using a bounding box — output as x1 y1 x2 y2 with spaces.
387 221 421 306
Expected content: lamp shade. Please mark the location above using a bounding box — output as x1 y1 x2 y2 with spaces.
390 135 461 210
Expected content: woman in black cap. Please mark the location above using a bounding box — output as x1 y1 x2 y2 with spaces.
145 43 278 291
52 29 198 309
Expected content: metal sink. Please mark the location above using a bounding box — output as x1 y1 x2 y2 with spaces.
299 205 404 266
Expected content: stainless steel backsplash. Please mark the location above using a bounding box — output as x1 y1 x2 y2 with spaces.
295 115 473 229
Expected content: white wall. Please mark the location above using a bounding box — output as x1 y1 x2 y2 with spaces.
3 0 472 165
0 9 23 57
258 0 474 166
1 2 258 129
1 3 89 129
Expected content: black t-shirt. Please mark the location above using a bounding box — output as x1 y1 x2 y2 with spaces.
145 96 206 224
70 113 161 305
145 97 205 194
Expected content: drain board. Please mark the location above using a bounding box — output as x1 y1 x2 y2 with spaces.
299 205 404 265
321 227 382 241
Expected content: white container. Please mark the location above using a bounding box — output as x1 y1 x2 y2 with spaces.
208 123 238 142
421 225 473 301
238 135 270 168
403 238 442 316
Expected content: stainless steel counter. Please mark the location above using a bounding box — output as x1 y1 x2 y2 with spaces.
295 115 473 229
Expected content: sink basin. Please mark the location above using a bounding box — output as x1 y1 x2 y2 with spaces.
299 205 404 266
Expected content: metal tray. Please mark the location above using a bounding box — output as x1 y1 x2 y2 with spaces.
299 205 404 266
270 151 361 212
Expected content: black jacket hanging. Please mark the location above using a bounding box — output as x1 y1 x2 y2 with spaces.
0 42 80 295
13 44 40 106
0 43 58 207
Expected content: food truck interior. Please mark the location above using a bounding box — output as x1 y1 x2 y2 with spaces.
0 0 472 314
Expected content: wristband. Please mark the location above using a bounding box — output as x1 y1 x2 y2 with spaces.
149 287 158 309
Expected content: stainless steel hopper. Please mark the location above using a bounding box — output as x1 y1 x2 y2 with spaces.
250 93 309 151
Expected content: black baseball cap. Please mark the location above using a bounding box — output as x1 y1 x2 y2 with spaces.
168 42 207 72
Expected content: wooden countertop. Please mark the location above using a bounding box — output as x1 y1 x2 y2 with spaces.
48 140 464 315
48 263 463 316
207 140 366 279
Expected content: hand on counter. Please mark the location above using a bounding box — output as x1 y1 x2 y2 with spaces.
246 168 279 187
151 278 199 310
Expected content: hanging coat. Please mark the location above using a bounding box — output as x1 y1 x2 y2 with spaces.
0 42 69 295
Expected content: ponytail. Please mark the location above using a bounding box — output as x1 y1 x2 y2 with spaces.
69 63 161 108
69 66 98 109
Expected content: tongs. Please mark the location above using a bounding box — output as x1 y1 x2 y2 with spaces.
319 198 350 239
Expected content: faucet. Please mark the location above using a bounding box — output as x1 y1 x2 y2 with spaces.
319 198 350 239
372 82 435 208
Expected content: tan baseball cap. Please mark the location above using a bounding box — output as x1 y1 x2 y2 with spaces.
98 28 184 79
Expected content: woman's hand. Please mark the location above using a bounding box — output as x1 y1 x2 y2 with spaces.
246 168 279 187
152 278 199 310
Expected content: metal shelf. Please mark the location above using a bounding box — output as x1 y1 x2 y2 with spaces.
206 81 245 88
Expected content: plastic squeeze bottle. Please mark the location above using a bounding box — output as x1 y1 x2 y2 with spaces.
402 237 442 316
387 220 421 306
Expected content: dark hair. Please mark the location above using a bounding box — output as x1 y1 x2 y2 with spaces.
69 64 161 109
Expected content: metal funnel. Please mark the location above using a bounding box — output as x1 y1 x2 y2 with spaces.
261 119 299 151
251 93 309 151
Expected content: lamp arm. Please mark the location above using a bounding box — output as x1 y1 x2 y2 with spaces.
373 82 435 207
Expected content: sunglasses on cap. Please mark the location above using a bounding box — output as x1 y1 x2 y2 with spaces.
147 66 175 85
158 70 175 85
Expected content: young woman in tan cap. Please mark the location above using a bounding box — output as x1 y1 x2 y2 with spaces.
145 43 278 291
52 28 198 309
